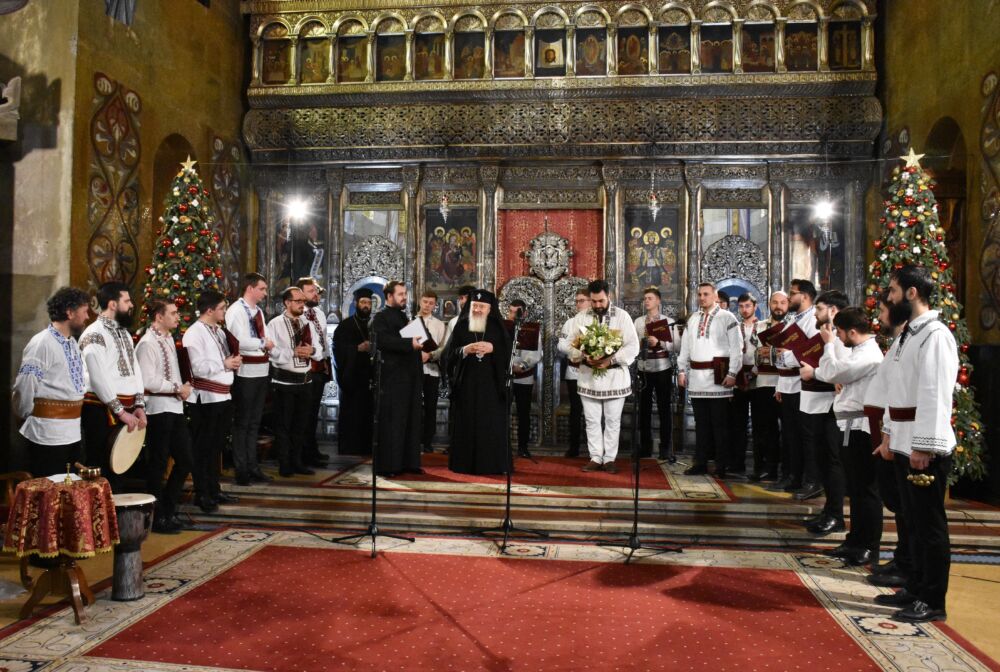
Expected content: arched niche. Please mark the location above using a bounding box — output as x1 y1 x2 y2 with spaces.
298 20 330 84
924 117 969 304
260 22 292 85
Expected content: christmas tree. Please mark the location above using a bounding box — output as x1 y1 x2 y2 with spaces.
864 148 986 483
142 156 225 340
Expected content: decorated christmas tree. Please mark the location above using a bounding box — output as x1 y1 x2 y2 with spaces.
864 148 986 483
142 156 225 339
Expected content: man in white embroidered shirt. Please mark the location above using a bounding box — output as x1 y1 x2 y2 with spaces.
136 300 194 534
13 287 90 477
562 279 640 473
633 286 679 461
868 265 959 624
79 282 147 492
225 273 275 486
298 276 332 468
508 299 541 459
415 289 447 454
677 282 742 477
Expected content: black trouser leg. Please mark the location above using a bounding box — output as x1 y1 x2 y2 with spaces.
640 370 673 459
841 429 883 553
567 380 583 455
893 454 923 596
730 388 750 472
779 393 801 483
145 413 193 518
819 411 846 519
878 456 913 574
691 398 713 468
750 387 779 474
709 398 731 469
303 374 328 463
900 453 953 610
288 385 313 469
513 383 533 451
26 440 82 479
271 383 302 473
798 411 823 487
639 374 655 458
422 374 440 451
188 400 231 500
231 376 267 478
82 404 120 492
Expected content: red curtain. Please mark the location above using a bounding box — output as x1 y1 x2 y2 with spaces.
496 210 603 290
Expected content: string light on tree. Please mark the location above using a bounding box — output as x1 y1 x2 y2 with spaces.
864 148 986 483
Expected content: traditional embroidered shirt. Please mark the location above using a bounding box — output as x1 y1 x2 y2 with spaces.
414 314 447 378
558 312 586 382
225 298 269 378
633 313 679 373
267 313 322 385
511 324 542 387
864 310 958 456
816 336 883 434
676 305 742 398
79 316 144 415
561 306 639 400
304 306 331 361
182 320 235 404
136 326 184 415
775 306 834 414
13 326 86 445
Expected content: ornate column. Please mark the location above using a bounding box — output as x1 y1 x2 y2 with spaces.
844 180 866 303
566 26 577 76
327 37 338 83
732 20 744 74
818 18 830 72
861 17 875 71
601 164 621 296
774 19 787 73
771 180 787 292
690 20 702 74
607 24 618 75
288 37 300 85
683 171 702 313
479 164 500 290
365 33 376 83
404 30 415 81
525 27 536 78
250 37 262 86
402 165 422 301
485 27 495 79
443 30 454 80
325 168 345 317
647 24 657 74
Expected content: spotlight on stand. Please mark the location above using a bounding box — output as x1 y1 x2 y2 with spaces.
286 197 308 221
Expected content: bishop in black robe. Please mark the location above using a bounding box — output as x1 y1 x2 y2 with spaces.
371 284 424 476
445 289 513 475
333 290 374 455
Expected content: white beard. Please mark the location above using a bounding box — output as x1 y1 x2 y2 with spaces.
468 314 487 334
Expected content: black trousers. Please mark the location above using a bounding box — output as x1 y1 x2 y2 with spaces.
187 399 232 500
778 392 801 483
25 439 82 479
422 374 440 451
878 455 913 574
231 376 268 479
512 383 533 451
82 403 124 492
730 388 751 472
566 379 584 455
303 373 330 463
796 410 824 488
144 412 193 519
750 387 780 474
895 452 952 610
639 369 673 459
271 383 313 472
813 410 846 519
691 397 730 468
841 428 882 553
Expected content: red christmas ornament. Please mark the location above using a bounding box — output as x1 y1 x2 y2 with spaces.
179 268 187 275
873 323 881 333
940 261 950 271
161 238 172 248
904 196 914 205
908 217 918 225
202 188 209 196
215 269 224 278
865 296 877 310
213 234 221 242
894 262 904 269
949 321 957 330
168 251 177 258
200 229 210 236
874 240 882 249
175 339 183 349
936 235 943 242
887 221 896 230
899 243 908 251
188 186 199 195
179 204 188 213
887 245 895 252
961 344 969 353
175 297 186 307
203 267 213 276
186 243 197 253
958 373 969 385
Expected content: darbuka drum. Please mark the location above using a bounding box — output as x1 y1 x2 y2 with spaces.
110 426 146 474
111 493 156 601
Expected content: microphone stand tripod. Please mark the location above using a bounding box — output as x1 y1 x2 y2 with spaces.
331 320 414 558
473 315 548 553
598 340 682 563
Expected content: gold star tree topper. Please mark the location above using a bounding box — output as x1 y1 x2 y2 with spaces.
180 155 197 173
900 147 925 168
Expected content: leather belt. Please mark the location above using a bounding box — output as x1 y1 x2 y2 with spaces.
689 360 714 370
778 368 801 377
84 392 137 408
889 406 916 422
645 351 670 360
31 398 83 420
757 364 779 375
835 410 865 420
269 367 312 385
802 379 835 393
242 354 270 364
192 377 232 394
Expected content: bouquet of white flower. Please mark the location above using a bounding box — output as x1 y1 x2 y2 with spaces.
572 320 624 378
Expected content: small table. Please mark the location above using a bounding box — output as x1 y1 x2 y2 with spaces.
3 477 119 623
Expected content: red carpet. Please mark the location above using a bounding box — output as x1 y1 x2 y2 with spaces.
88 545 880 671
323 453 672 491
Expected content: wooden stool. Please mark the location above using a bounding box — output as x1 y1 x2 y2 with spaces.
19 556 95 624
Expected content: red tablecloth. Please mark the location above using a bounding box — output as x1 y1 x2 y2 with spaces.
2 477 119 559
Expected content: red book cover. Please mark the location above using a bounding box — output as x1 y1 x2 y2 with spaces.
645 319 673 344
756 321 786 346
176 346 193 384
773 323 807 350
796 334 825 369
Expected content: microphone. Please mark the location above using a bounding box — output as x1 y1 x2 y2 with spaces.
514 306 525 323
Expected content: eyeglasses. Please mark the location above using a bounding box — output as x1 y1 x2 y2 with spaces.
288 299 305 304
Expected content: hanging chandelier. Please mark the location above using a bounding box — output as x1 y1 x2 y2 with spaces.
439 192 451 223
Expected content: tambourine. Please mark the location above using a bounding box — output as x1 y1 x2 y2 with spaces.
110 426 146 474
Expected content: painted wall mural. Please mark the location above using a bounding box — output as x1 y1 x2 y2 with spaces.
496 209 602 290
623 206 680 301
86 72 141 290
209 136 246 297
424 207 477 292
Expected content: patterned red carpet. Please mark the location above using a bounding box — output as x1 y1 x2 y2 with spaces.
88 544 878 671
324 453 672 490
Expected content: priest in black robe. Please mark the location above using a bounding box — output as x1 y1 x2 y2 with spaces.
445 289 512 474
371 280 424 476
333 288 374 455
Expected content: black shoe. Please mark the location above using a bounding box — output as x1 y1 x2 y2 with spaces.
294 465 316 475
603 461 619 474
874 589 918 608
807 515 845 536
842 548 874 566
748 472 765 482
894 600 946 623
250 470 273 484
873 559 901 575
803 513 826 528
767 475 793 492
824 542 855 558
564 449 580 458
684 465 708 476
279 469 295 478
756 471 778 482
170 514 195 530
195 497 219 513
793 483 823 500
235 474 252 486
152 518 182 534
867 571 908 588
784 480 804 493
422 447 435 454
215 492 240 504
582 460 603 472
517 447 532 459
404 467 425 475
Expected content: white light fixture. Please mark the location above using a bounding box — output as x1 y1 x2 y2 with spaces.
438 193 451 223
286 197 308 221
813 198 835 224
648 167 660 221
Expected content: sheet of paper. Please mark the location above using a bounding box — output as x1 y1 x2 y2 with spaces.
46 473 82 483
400 320 427 343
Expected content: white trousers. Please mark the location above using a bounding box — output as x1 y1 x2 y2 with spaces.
581 396 626 464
